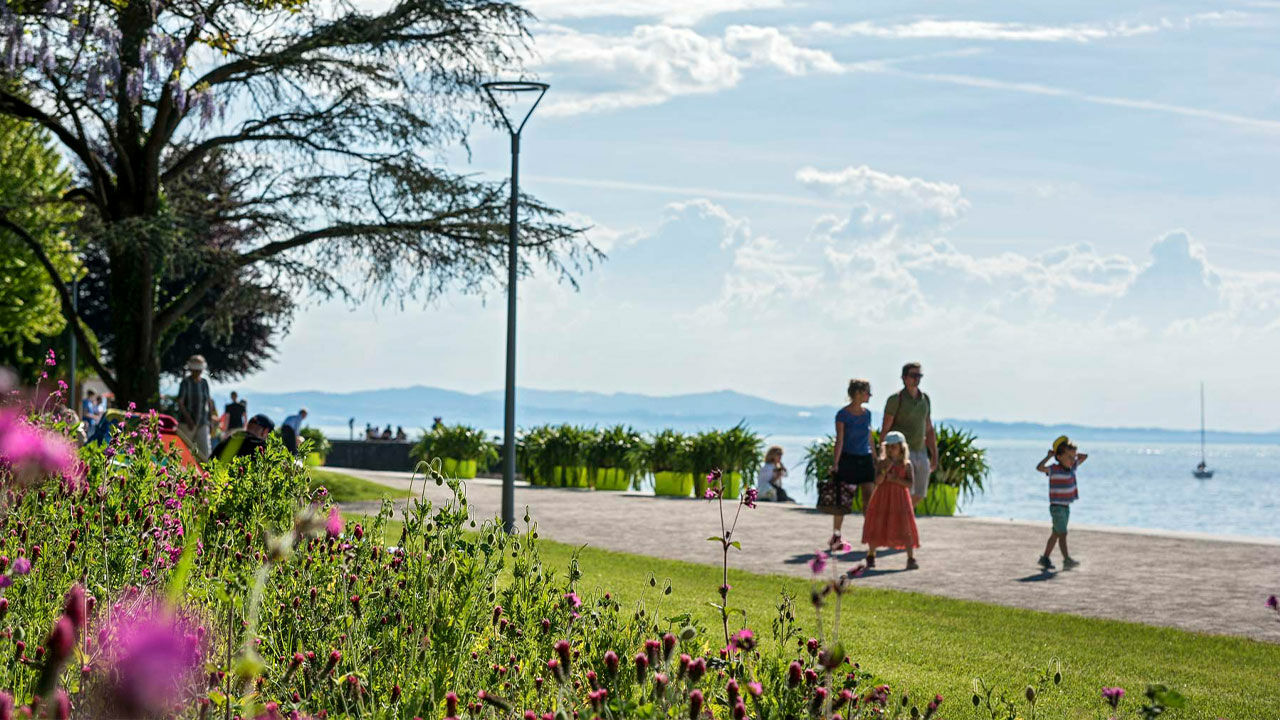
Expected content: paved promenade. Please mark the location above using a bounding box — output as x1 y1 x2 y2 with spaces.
330 468 1280 644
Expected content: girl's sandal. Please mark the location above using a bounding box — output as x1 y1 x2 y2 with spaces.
865 555 876 569
906 558 919 570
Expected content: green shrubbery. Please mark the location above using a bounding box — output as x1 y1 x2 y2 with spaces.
517 424 762 495
410 424 499 478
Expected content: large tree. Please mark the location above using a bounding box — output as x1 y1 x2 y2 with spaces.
0 113 83 379
0 0 595 404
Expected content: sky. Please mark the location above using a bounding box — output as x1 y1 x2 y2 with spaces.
242 0 1280 431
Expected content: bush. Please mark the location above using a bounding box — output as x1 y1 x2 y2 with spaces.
520 424 593 486
585 425 646 489
642 427 691 474
410 423 498 468
932 424 990 501
299 426 331 459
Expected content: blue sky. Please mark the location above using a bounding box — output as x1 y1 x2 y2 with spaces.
243 0 1280 431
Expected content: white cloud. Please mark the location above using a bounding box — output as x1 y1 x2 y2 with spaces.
803 18 1160 43
796 165 970 239
524 0 786 26
722 25 844 75
533 24 842 116
799 12 1253 43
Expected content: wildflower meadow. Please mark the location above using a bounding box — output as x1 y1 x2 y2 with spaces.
0 362 1217 719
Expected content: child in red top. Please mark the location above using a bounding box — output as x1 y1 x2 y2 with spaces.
861 430 920 570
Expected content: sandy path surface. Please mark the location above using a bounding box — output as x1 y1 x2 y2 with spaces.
329 468 1280 643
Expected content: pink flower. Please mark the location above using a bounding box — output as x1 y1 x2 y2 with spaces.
743 487 758 508
808 551 828 575
1266 595 1278 610
728 629 756 652
92 601 205 717
563 592 581 609
325 507 342 538
1101 687 1125 709
45 350 57 366
11 557 30 575
703 488 719 499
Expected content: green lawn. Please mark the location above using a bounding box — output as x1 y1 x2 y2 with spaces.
308 468 408 503
348 515 1280 718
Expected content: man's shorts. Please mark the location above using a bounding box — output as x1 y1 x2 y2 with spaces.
908 449 931 498
1050 504 1071 534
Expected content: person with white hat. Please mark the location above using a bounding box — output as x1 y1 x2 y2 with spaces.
177 354 217 460
861 430 921 570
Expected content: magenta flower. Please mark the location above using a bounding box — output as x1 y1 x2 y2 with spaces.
563 592 581 609
728 628 756 652
747 681 763 697
808 550 828 575
0 410 77 484
743 487 758 508
325 507 342 538
703 488 718 499
1101 687 1125 709
11 557 30 576
92 601 205 717
1266 595 1278 610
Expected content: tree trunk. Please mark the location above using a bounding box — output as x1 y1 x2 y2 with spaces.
107 241 161 407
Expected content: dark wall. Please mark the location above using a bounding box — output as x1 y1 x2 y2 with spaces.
326 440 414 471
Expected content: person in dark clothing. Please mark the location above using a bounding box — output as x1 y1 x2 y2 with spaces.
225 392 248 430
211 414 275 462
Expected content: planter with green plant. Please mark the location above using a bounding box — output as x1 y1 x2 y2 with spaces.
923 424 989 515
299 427 331 467
410 424 497 479
517 425 553 485
586 425 645 491
528 424 593 488
646 428 693 496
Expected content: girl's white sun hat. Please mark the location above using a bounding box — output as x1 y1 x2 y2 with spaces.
883 430 907 445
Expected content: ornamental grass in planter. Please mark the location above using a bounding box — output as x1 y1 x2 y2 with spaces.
646 428 694 496
410 423 497 480
690 424 762 499
299 427 330 467
586 425 645 491
527 424 592 487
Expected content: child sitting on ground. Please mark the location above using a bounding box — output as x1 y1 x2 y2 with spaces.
1036 435 1088 570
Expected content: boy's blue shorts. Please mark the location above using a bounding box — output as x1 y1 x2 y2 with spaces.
1049 504 1070 534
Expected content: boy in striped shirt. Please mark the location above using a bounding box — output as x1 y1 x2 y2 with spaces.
1036 435 1088 570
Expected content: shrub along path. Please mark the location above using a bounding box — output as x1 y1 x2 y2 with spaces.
327 468 1280 644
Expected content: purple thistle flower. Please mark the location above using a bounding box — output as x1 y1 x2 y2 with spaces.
1101 687 1125 709
808 550 828 575
93 601 205 717
11 557 30 576
563 592 581 609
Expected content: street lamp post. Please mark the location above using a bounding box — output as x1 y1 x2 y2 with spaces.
482 81 548 534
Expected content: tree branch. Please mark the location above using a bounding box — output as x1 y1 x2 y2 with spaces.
0 91 113 206
0 215 118 391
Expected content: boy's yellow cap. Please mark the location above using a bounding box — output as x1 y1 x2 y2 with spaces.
1052 435 1071 453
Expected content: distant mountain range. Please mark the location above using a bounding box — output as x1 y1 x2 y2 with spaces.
238 385 1280 445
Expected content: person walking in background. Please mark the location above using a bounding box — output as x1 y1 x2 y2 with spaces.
862 431 921 570
177 354 217 460
755 445 792 502
881 362 938 505
282 407 307 435
1037 435 1088 570
394 426 407 441
281 407 307 454
80 389 101 436
821 379 876 551
381 424 393 440
224 391 247 430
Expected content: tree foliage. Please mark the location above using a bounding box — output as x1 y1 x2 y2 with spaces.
0 114 82 378
0 0 597 403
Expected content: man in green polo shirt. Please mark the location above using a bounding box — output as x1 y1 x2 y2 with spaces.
880 362 938 503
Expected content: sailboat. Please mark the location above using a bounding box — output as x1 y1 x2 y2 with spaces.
1193 382 1214 479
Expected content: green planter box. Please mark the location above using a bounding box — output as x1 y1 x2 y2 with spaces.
441 458 477 479
915 482 959 516
721 471 742 499
553 466 589 488
595 467 629 491
653 471 693 497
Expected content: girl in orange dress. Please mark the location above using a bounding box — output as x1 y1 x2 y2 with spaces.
861 430 920 570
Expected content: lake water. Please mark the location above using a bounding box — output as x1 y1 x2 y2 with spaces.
765 435 1280 540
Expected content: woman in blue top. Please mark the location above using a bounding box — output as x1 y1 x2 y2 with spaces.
820 378 876 551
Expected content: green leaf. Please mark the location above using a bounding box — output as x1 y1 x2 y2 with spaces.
729 541 742 550
706 536 724 543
